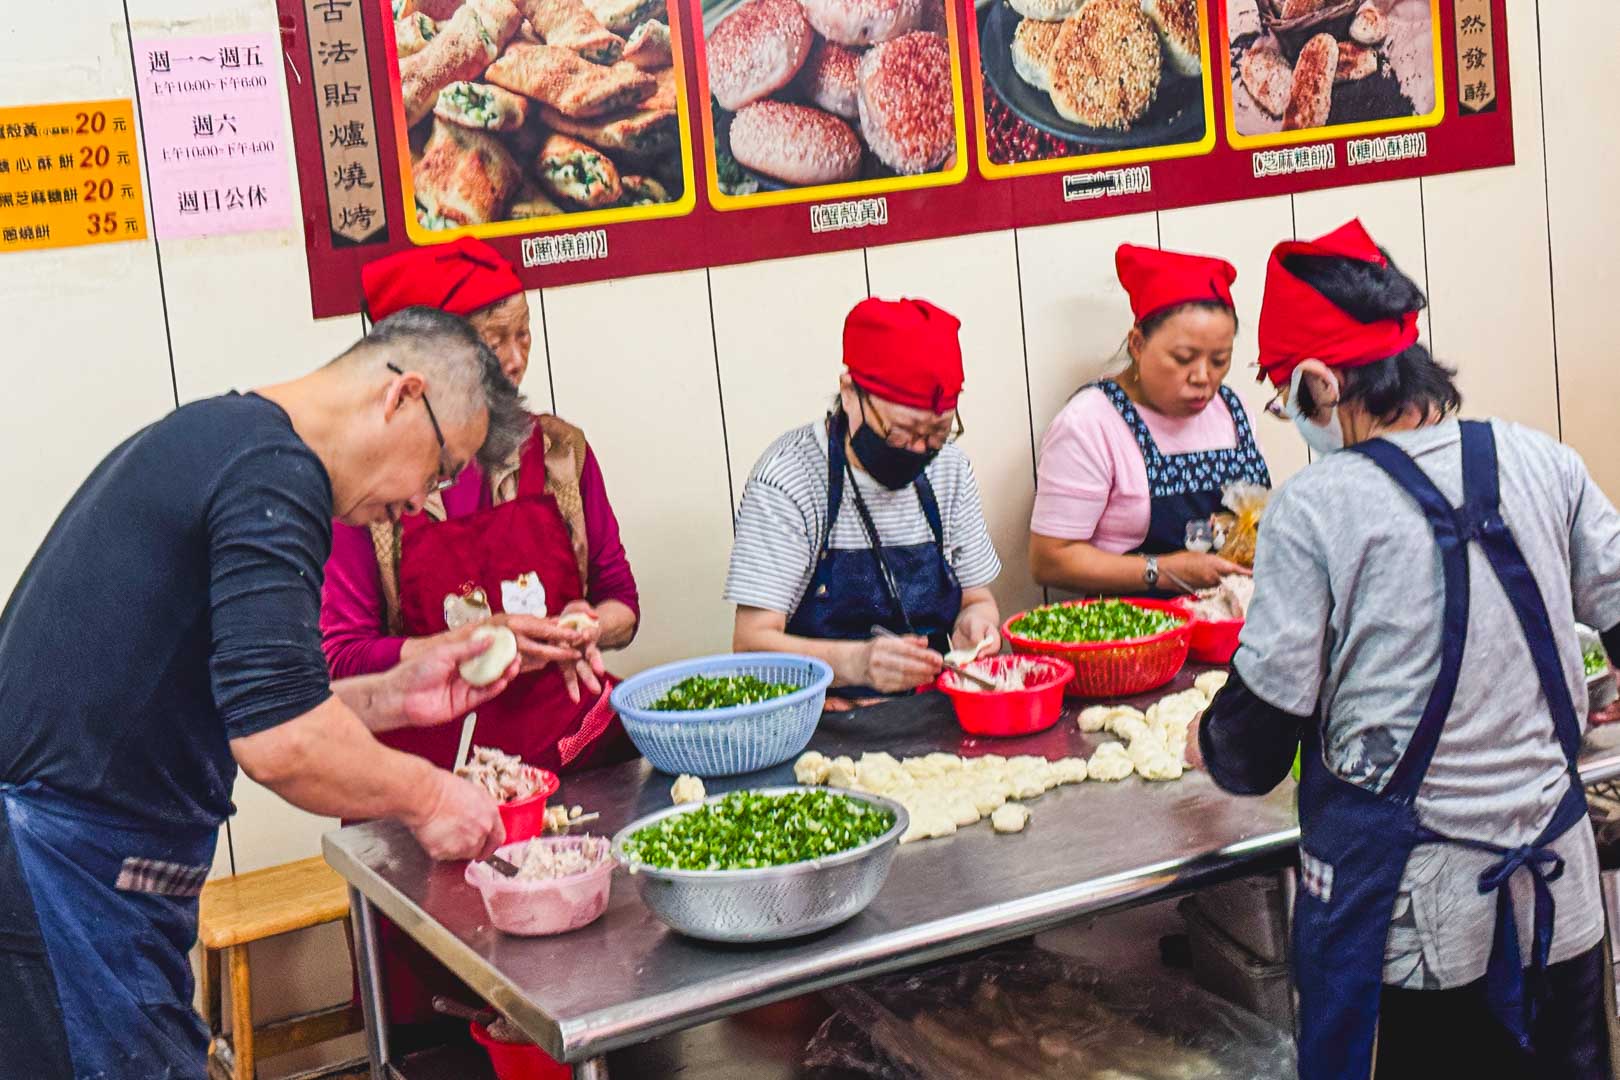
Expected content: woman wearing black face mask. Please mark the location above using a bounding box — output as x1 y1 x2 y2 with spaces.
726 297 1004 702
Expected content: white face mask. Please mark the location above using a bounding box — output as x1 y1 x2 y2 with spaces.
1284 364 1344 456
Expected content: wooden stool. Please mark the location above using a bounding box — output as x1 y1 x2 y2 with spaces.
197 856 365 1080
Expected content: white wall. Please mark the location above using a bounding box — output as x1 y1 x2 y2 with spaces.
2 1 1614 1072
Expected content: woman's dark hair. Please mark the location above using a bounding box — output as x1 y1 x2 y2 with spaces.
1137 300 1237 339
1283 248 1462 425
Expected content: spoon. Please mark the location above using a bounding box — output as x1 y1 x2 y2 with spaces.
482 853 521 878
432 996 498 1027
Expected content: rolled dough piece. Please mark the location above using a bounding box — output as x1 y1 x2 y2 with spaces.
459 625 518 687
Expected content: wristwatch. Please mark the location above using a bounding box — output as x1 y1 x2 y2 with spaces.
1142 555 1160 589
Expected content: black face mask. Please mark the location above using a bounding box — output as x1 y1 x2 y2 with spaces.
849 402 939 490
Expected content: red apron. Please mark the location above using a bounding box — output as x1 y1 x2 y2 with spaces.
368 431 634 1026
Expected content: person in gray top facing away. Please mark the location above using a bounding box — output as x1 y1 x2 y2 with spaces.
1189 220 1620 1080
0 307 534 1080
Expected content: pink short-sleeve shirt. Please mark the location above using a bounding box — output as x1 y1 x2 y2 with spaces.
1031 386 1239 553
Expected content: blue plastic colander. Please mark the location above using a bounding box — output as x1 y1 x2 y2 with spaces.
610 653 833 777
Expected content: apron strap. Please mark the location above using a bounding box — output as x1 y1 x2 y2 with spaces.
1348 437 1473 803
1095 379 1165 467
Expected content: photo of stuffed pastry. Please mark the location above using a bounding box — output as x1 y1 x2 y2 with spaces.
700 0 961 197
1225 0 1435 136
389 0 688 232
977 0 1209 166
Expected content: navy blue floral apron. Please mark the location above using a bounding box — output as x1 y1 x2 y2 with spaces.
786 410 962 700
1294 420 1596 1079
0 781 215 1079
1095 380 1270 590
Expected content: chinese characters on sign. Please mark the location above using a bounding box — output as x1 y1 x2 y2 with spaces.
1454 0 1496 113
0 100 146 253
304 0 386 246
134 34 291 239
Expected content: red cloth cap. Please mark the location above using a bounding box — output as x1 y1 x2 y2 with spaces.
1257 219 1421 387
842 297 965 414
361 237 525 322
1115 243 1237 324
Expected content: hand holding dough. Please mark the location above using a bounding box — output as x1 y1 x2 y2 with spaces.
458 625 518 687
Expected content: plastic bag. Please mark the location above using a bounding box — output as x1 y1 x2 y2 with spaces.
1215 482 1270 569
804 946 1295 1079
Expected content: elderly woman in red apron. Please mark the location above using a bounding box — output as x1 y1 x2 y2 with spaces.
321 238 641 1040
1191 220 1620 1078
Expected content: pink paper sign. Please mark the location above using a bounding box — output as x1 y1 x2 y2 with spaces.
134 34 292 239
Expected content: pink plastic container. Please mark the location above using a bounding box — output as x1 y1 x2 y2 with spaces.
496 767 561 843
464 836 614 937
469 1020 571 1080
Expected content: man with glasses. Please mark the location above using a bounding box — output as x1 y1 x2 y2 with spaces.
0 307 533 1079
727 297 1003 702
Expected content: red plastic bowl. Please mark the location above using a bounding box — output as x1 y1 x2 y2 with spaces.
1186 616 1243 665
1002 599 1190 699
469 1020 571 1080
936 655 1074 736
497 766 561 843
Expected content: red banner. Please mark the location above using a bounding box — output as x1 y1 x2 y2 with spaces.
280 0 1511 318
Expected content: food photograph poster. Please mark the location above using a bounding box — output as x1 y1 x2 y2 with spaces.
281 0 1515 317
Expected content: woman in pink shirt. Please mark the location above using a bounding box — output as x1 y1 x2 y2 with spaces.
1030 244 1271 596
321 238 640 1035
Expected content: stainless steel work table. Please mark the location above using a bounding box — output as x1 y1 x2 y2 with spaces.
324 673 1620 1079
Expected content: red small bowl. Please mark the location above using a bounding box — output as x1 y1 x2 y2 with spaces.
469 1021 571 1080
1002 599 1191 699
936 655 1074 737
1187 616 1243 665
497 766 561 843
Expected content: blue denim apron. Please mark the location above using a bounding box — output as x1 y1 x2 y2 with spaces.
785 410 962 700
1094 380 1270 595
1293 420 1592 1079
0 781 216 1079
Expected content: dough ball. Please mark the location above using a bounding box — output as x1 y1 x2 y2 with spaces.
1078 706 1114 732
825 756 858 788
670 774 706 804
458 625 518 687
1052 757 1089 784
991 803 1030 833
1111 714 1151 744
1194 670 1229 700
1087 742 1135 782
556 611 599 633
793 751 830 785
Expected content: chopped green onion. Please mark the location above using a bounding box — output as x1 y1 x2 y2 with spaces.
622 790 893 870
1010 600 1182 645
648 674 796 712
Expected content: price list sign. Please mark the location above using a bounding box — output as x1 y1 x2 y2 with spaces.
0 100 147 253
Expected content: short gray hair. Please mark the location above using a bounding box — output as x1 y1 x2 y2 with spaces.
343 306 531 470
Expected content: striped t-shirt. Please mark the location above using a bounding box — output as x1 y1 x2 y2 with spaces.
725 418 1002 617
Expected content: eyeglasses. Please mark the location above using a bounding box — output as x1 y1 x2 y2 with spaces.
858 390 963 451
386 362 456 493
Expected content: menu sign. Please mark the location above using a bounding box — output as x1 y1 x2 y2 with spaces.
280 0 1517 316
0 100 147 254
307 0 391 244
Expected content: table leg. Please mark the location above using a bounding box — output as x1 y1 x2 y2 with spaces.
228 945 253 1080
1276 866 1297 938
349 887 391 1080
575 1057 610 1080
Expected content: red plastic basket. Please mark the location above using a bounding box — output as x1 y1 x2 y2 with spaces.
469 1021 571 1080
497 766 561 843
936 655 1074 736
1187 616 1243 665
1002 599 1191 699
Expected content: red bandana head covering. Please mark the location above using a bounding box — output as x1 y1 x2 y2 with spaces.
1115 243 1237 324
361 237 525 322
842 297 965 414
1257 219 1421 388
